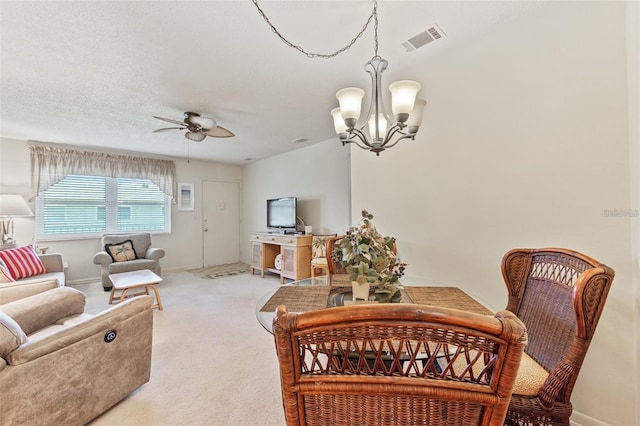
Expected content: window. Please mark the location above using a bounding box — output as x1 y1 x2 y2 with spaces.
36 175 171 240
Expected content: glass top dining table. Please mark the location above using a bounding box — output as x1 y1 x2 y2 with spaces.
255 276 493 332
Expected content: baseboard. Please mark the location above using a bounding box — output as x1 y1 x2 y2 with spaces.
165 264 201 272
67 277 100 286
571 410 612 426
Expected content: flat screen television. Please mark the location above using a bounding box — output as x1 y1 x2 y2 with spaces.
267 197 297 231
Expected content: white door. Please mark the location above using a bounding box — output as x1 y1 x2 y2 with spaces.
202 180 240 267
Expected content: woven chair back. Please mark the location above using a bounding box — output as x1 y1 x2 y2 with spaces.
273 303 527 426
501 247 615 425
325 235 346 275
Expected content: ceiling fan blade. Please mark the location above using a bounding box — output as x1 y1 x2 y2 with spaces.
153 127 184 133
202 126 235 138
153 116 186 126
185 131 206 142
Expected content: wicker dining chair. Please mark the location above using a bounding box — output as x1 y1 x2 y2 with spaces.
273 303 527 426
325 235 346 275
501 248 615 426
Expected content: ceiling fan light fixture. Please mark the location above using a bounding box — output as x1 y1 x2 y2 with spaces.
189 115 217 130
185 131 206 142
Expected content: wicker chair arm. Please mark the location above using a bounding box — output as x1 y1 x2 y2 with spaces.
538 362 576 408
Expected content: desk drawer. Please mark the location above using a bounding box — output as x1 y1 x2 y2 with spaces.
250 233 311 246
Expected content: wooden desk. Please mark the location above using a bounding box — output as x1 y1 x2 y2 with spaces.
255 280 491 331
250 232 312 283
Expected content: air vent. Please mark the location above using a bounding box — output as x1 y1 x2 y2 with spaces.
402 24 446 52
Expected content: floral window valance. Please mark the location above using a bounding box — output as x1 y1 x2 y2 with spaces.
29 145 177 201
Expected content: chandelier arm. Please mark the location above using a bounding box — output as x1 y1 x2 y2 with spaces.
252 0 377 59
347 128 375 150
345 139 373 151
382 130 416 150
381 125 404 146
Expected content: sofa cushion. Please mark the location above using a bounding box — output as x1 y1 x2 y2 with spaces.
105 240 138 262
0 263 15 283
108 258 157 274
512 352 550 396
0 309 27 358
0 246 46 280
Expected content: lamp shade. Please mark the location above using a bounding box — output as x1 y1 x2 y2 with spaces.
336 87 365 121
368 113 388 141
331 108 348 134
406 99 427 129
0 194 33 217
389 80 421 117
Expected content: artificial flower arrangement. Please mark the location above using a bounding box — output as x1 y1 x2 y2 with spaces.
333 210 406 303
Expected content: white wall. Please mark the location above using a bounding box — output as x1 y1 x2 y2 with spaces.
351 2 637 424
240 140 350 265
0 137 242 282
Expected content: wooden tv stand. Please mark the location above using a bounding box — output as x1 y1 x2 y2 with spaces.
250 232 312 283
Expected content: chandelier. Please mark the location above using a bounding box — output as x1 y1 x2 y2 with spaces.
331 4 426 155
252 0 425 155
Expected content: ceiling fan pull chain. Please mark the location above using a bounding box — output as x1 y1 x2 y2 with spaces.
251 0 377 59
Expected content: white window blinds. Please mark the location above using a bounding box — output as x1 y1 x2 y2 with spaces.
36 175 171 240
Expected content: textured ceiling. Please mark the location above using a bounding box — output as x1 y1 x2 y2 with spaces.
0 1 541 164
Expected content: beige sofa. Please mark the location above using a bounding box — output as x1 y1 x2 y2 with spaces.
93 233 165 290
0 253 66 305
0 287 153 425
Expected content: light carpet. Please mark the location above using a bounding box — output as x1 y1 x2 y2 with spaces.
71 270 286 426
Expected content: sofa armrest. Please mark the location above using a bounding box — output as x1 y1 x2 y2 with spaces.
38 253 64 273
93 251 113 266
0 287 85 335
0 277 61 306
146 247 165 261
6 295 153 366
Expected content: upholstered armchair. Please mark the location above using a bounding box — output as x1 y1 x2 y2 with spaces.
93 233 165 290
0 287 153 424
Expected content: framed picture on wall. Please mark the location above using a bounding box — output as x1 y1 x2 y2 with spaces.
178 183 194 211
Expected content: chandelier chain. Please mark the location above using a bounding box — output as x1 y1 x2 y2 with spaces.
252 0 378 59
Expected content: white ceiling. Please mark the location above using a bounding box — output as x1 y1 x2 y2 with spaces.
0 1 542 164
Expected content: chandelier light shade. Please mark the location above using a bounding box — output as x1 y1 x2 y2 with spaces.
0 194 34 245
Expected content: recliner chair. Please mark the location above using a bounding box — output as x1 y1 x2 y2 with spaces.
0 287 153 425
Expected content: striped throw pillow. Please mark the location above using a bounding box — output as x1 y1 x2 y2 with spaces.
0 246 46 280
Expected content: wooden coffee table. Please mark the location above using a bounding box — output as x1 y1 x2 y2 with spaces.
108 269 163 310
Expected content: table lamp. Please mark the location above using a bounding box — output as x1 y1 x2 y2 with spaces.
0 194 34 245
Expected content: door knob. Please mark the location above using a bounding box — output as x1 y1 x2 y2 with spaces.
203 228 209 232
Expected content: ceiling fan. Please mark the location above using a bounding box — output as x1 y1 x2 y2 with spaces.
153 112 235 141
